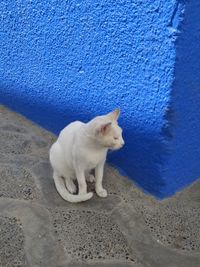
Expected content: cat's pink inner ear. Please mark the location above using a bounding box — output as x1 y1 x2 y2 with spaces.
98 122 112 135
107 108 120 121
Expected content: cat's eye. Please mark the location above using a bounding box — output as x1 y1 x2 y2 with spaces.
114 137 119 140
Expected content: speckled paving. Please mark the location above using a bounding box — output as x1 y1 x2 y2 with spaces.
0 216 27 267
0 105 200 267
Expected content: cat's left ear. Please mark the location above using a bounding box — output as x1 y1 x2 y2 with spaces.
96 122 112 135
106 108 120 121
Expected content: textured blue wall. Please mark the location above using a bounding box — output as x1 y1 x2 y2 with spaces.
0 0 199 198
161 0 200 196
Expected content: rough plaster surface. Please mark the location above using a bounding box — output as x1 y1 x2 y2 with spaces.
0 1 200 197
0 106 200 267
162 0 200 196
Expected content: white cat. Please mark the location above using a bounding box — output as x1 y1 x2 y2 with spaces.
49 109 124 203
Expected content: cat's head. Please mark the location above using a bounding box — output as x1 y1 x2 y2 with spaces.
93 109 124 150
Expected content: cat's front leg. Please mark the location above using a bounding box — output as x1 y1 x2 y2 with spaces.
75 168 87 195
95 160 107 198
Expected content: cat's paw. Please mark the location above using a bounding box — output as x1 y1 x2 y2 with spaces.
96 188 108 198
87 174 95 183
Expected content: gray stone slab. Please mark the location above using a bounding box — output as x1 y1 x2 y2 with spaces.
67 262 140 267
50 207 136 264
0 216 27 267
0 122 29 134
136 202 200 253
0 165 39 200
0 105 56 145
0 199 68 267
111 203 200 267
0 105 200 267
31 161 122 211
0 131 33 155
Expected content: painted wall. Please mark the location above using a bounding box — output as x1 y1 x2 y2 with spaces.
162 0 200 196
0 0 199 198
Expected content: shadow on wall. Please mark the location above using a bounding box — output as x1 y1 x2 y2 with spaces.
163 0 200 196
0 85 165 197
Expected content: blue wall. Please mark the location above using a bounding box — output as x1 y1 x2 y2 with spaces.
0 0 199 198
162 0 200 196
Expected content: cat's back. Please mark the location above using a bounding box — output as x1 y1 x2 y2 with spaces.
58 121 84 145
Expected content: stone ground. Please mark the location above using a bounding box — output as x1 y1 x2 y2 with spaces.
0 105 200 267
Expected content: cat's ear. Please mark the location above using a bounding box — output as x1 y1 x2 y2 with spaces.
106 108 120 121
96 122 112 135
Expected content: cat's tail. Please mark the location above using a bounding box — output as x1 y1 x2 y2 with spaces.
53 172 93 203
